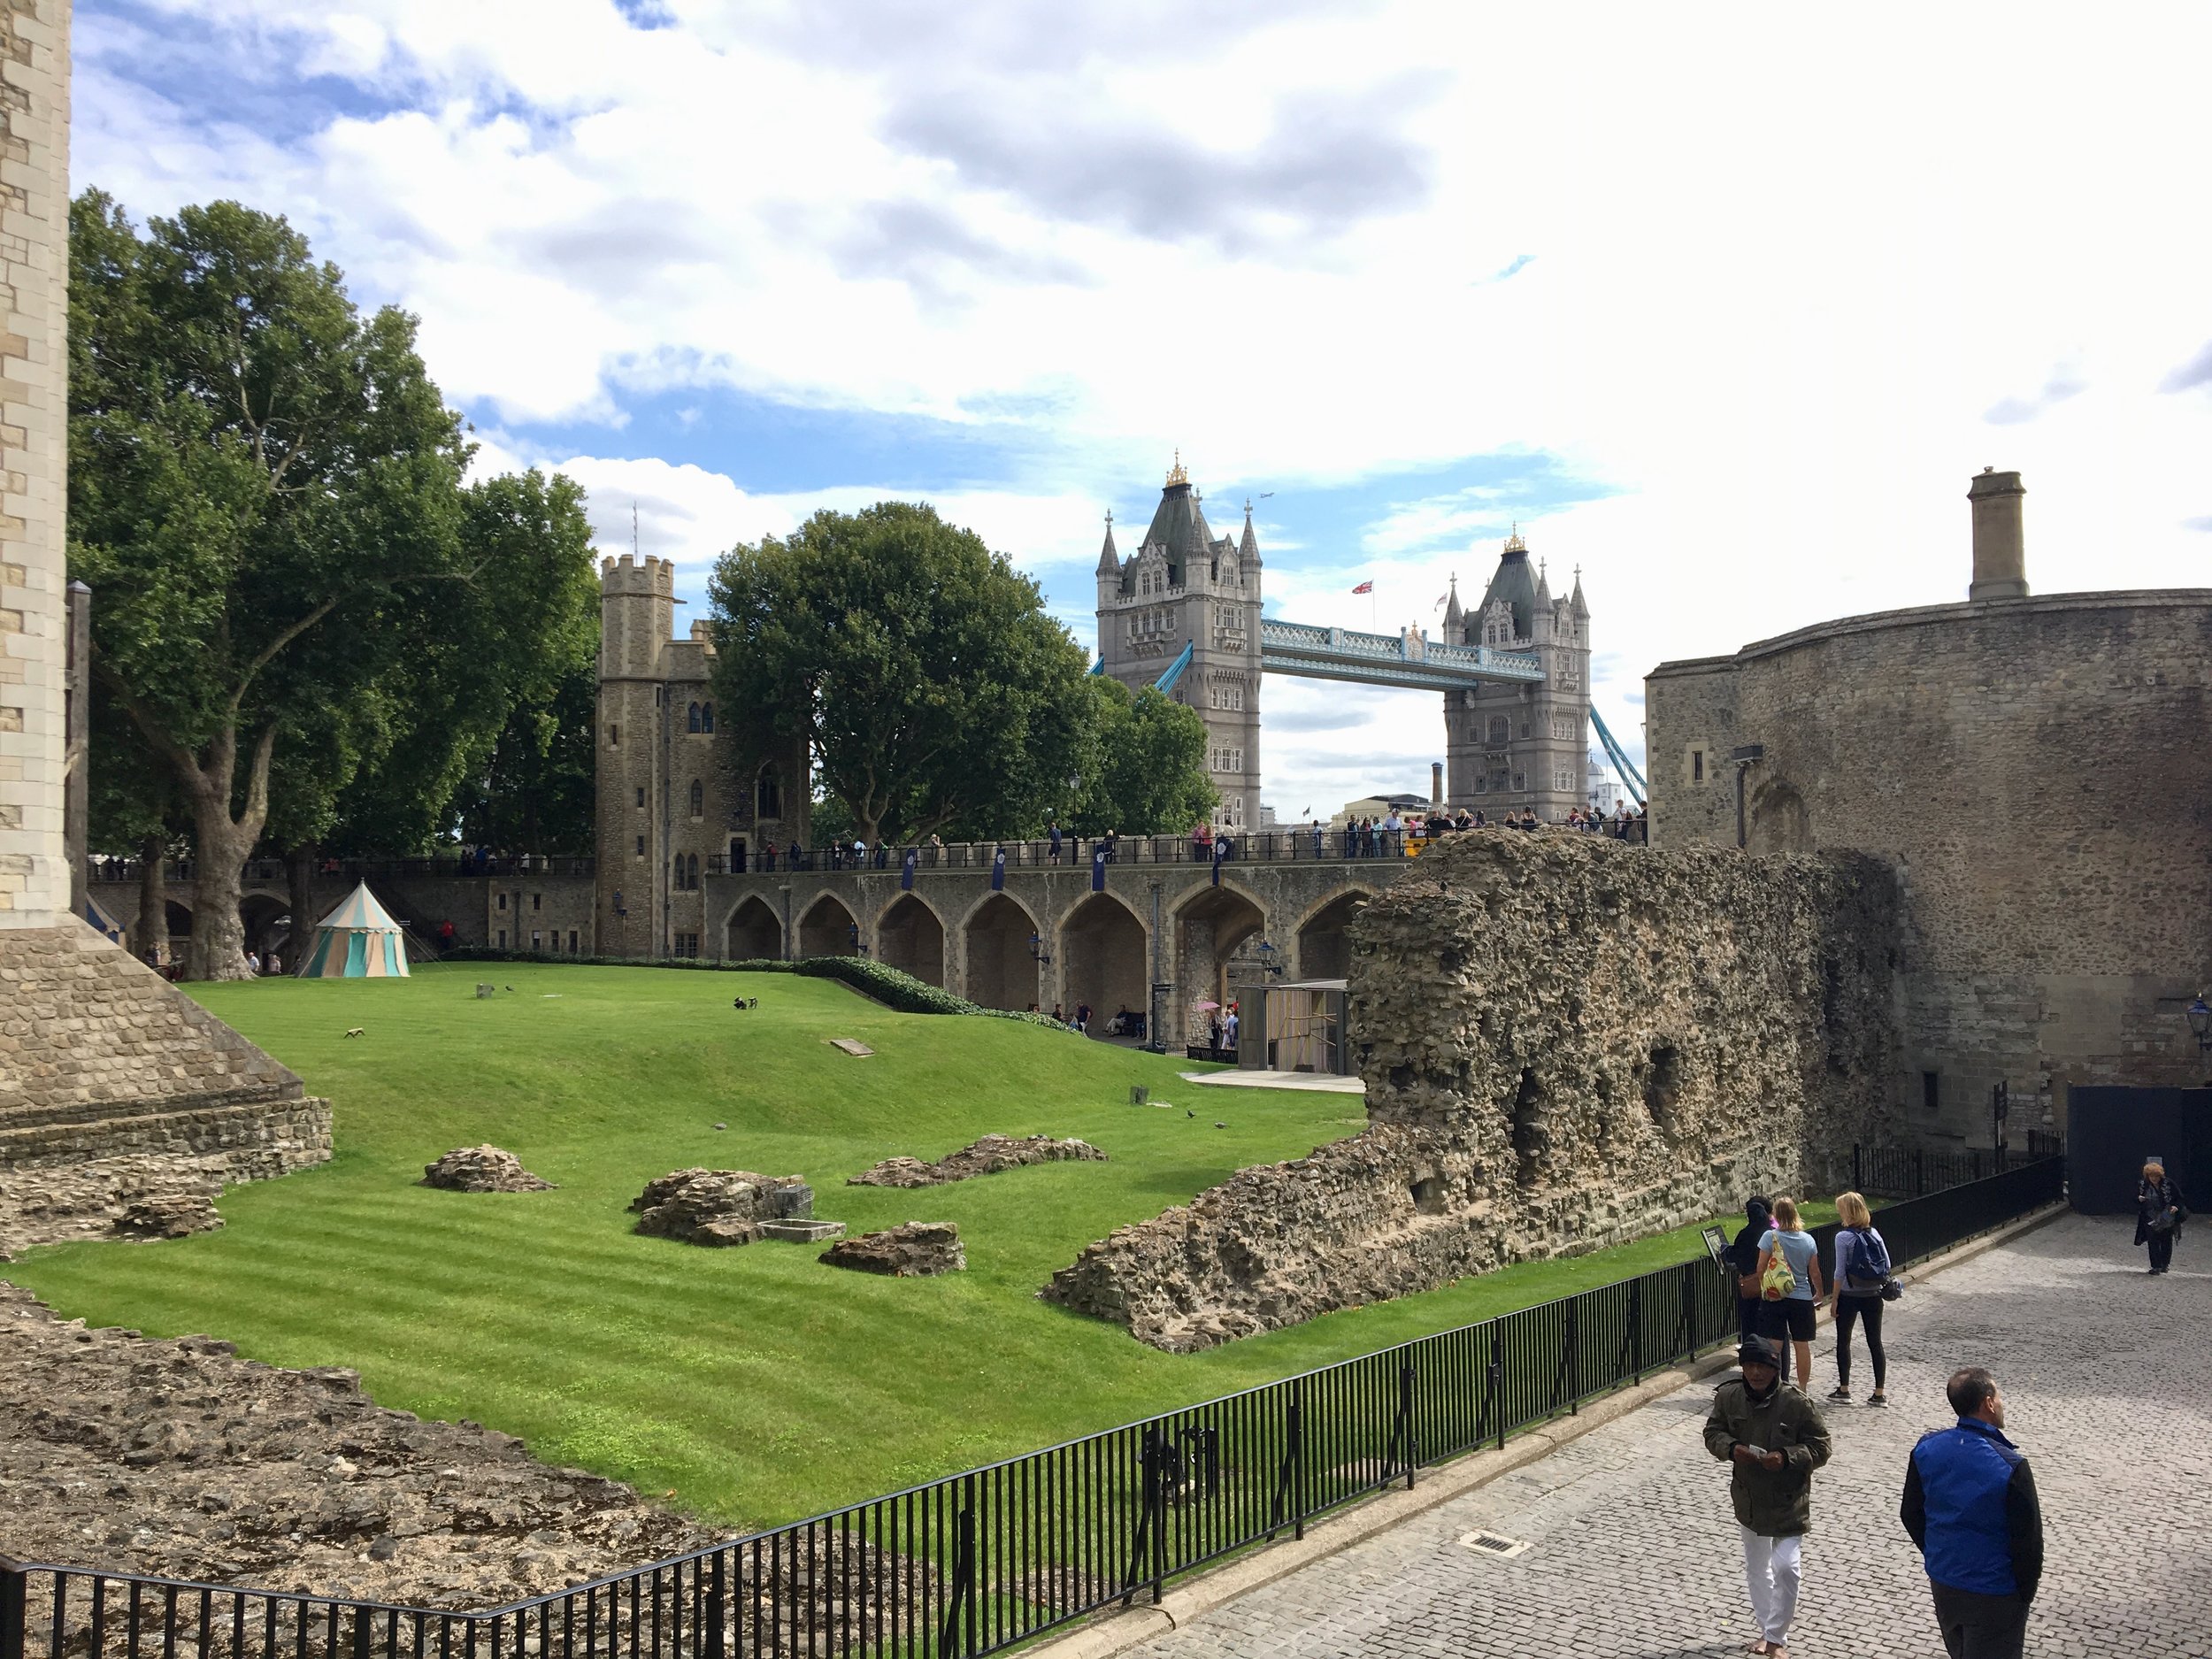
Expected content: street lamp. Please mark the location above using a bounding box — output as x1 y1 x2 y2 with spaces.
2188 995 2211 1053
847 924 869 958
1256 940 1286 978
1027 931 1052 966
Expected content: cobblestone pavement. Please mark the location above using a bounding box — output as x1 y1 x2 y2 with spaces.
1119 1215 2211 1658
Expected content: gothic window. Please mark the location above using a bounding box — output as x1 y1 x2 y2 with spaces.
1487 715 1510 746
608 724 619 748
636 787 646 809
687 702 702 733
702 703 715 733
688 853 700 889
634 835 645 856
757 764 782 820
1554 767 1575 793
688 779 703 818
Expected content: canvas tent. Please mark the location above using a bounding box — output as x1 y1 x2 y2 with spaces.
301 882 411 978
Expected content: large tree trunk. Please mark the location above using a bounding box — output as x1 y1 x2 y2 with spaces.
136 831 167 967
284 843 316 976
182 724 278 981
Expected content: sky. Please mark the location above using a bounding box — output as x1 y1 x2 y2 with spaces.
76 0 2212 818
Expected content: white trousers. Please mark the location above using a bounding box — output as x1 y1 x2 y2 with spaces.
1739 1525 1802 1645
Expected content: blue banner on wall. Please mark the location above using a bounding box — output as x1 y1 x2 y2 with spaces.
1092 844 1107 892
901 849 917 890
991 847 1007 890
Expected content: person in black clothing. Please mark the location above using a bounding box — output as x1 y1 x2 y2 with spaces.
2135 1160 2186 1273
1732 1196 1775 1348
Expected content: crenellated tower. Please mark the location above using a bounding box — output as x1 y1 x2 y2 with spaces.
1094 456 1263 827
1442 528 1593 818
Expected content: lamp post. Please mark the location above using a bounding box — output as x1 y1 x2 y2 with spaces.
2188 995 2211 1053
1027 931 1052 966
1256 940 1286 978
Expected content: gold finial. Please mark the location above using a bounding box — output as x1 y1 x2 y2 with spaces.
1166 448 1188 488
1503 520 1526 554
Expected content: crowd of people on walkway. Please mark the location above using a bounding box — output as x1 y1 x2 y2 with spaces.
1703 1166 2186 1658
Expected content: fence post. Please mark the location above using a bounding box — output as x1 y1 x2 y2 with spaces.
704 1551 726 1659
1490 1325 1507 1449
1853 1144 1863 1192
1 1562 26 1659
937 1502 977 1657
1147 1430 1169 1604
1913 1148 1925 1197
1398 1362 1417 1489
1679 1263 1697 1363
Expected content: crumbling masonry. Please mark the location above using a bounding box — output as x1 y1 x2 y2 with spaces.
1044 833 1900 1350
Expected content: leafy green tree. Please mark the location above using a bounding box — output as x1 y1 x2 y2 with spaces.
67 193 592 977
1071 677 1216 836
708 502 1091 843
444 655 598 857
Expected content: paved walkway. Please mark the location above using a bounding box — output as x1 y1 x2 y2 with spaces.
1118 1214 2210 1658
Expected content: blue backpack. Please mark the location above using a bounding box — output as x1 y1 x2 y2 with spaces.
1847 1226 1892 1286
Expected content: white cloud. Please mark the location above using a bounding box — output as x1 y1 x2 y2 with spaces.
79 0 2212 819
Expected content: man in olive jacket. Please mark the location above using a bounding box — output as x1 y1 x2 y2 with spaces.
1704 1334 1833 1658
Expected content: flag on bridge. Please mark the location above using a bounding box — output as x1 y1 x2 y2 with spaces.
1091 844 1107 892
1351 580 1373 595
901 848 917 890
990 847 1006 891
1211 835 1227 887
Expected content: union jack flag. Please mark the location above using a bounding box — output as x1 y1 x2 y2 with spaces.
1351 580 1373 595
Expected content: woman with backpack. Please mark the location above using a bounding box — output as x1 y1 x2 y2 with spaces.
1755 1196 1824 1386
2136 1160 2188 1274
1826 1190 1891 1406
1731 1196 1776 1348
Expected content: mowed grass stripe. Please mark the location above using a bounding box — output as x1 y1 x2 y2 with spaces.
8 964 1798 1532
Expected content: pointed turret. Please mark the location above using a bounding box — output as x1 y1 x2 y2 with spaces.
1533 554 1552 609
1095 510 1119 577
1476 526 1537 643
1571 564 1589 618
1240 500 1260 567
1442 574 1463 634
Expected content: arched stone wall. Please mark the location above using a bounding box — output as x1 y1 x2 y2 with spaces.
726 895 782 960
877 894 946 987
795 893 860 958
961 892 1039 1011
1294 888 1371 980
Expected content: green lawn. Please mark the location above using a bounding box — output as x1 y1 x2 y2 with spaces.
8 964 1791 1534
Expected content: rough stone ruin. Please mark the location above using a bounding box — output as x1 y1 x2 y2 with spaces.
1044 833 1899 1350
421 1145 555 1193
849 1133 1108 1187
631 1168 815 1247
0 927 333 1259
821 1221 966 1277
114 1194 223 1240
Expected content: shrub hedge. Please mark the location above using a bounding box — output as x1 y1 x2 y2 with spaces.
440 947 1075 1030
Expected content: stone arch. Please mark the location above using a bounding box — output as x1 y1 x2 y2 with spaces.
239 893 290 965
1172 881 1266 1044
962 891 1041 1012
1057 891 1148 1031
877 893 946 987
162 898 194 958
1294 887 1372 980
1747 778 1813 856
795 892 861 958
725 895 782 960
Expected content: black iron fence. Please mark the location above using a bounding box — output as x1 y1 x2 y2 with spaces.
1852 1133 2063 1199
720 818 1647 877
0 1158 2062 1659
88 856 598 886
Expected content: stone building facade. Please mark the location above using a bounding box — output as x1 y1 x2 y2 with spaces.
1044 833 1898 1349
594 554 809 958
1094 458 1263 830
1647 471 2212 1141
1440 530 1594 819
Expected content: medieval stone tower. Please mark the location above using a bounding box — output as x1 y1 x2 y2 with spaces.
595 555 808 958
1441 529 1592 818
1094 457 1264 828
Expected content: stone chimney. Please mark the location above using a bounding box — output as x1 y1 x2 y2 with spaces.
1967 468 2027 601
1431 761 1444 806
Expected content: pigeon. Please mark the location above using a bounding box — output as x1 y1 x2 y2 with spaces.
1215 1121 1227 1129
1186 1109 1195 1118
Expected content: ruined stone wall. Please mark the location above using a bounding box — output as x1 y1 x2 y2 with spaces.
1043 833 1899 1350
1647 591 2212 1139
0 925 332 1255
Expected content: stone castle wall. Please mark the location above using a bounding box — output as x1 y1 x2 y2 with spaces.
1044 833 1898 1349
0 925 332 1255
1647 590 2212 1140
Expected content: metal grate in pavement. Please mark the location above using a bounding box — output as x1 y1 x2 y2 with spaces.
1456 1529 1532 1559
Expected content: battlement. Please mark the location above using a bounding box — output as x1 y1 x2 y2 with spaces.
599 554 676 597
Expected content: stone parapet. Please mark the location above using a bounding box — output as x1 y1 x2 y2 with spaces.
1044 833 1898 1349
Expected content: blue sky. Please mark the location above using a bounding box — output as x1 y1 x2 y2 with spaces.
76 0 2212 814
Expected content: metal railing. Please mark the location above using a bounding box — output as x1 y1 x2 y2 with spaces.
1852 1133 2063 1199
0 1157 2061 1659
719 818 1649 876
86 856 598 886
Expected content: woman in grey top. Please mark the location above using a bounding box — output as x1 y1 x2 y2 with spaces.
1755 1197 1824 1387
1825 1191 1889 1406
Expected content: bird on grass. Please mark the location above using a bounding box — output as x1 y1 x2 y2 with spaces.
1215 1121 1227 1129
1186 1109 1195 1118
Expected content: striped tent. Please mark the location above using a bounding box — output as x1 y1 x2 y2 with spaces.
301 882 411 979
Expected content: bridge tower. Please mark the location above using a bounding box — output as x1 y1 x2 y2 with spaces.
1442 529 1591 818
1094 457 1263 828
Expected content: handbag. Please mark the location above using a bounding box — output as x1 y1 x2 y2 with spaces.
1879 1276 1903 1302
2148 1206 2177 1235
1759 1241 1797 1302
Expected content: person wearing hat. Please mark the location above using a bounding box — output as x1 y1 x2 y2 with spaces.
1704 1334 1833 1658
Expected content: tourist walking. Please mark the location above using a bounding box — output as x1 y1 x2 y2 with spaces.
1048 820 1063 864
1901 1367 2043 1659
2135 1160 2187 1274
1731 1196 1775 1348
1703 1334 1831 1659
1826 1190 1892 1405
1755 1197 1824 1386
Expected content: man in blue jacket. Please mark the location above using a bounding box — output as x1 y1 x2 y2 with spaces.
1901 1367 2044 1659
